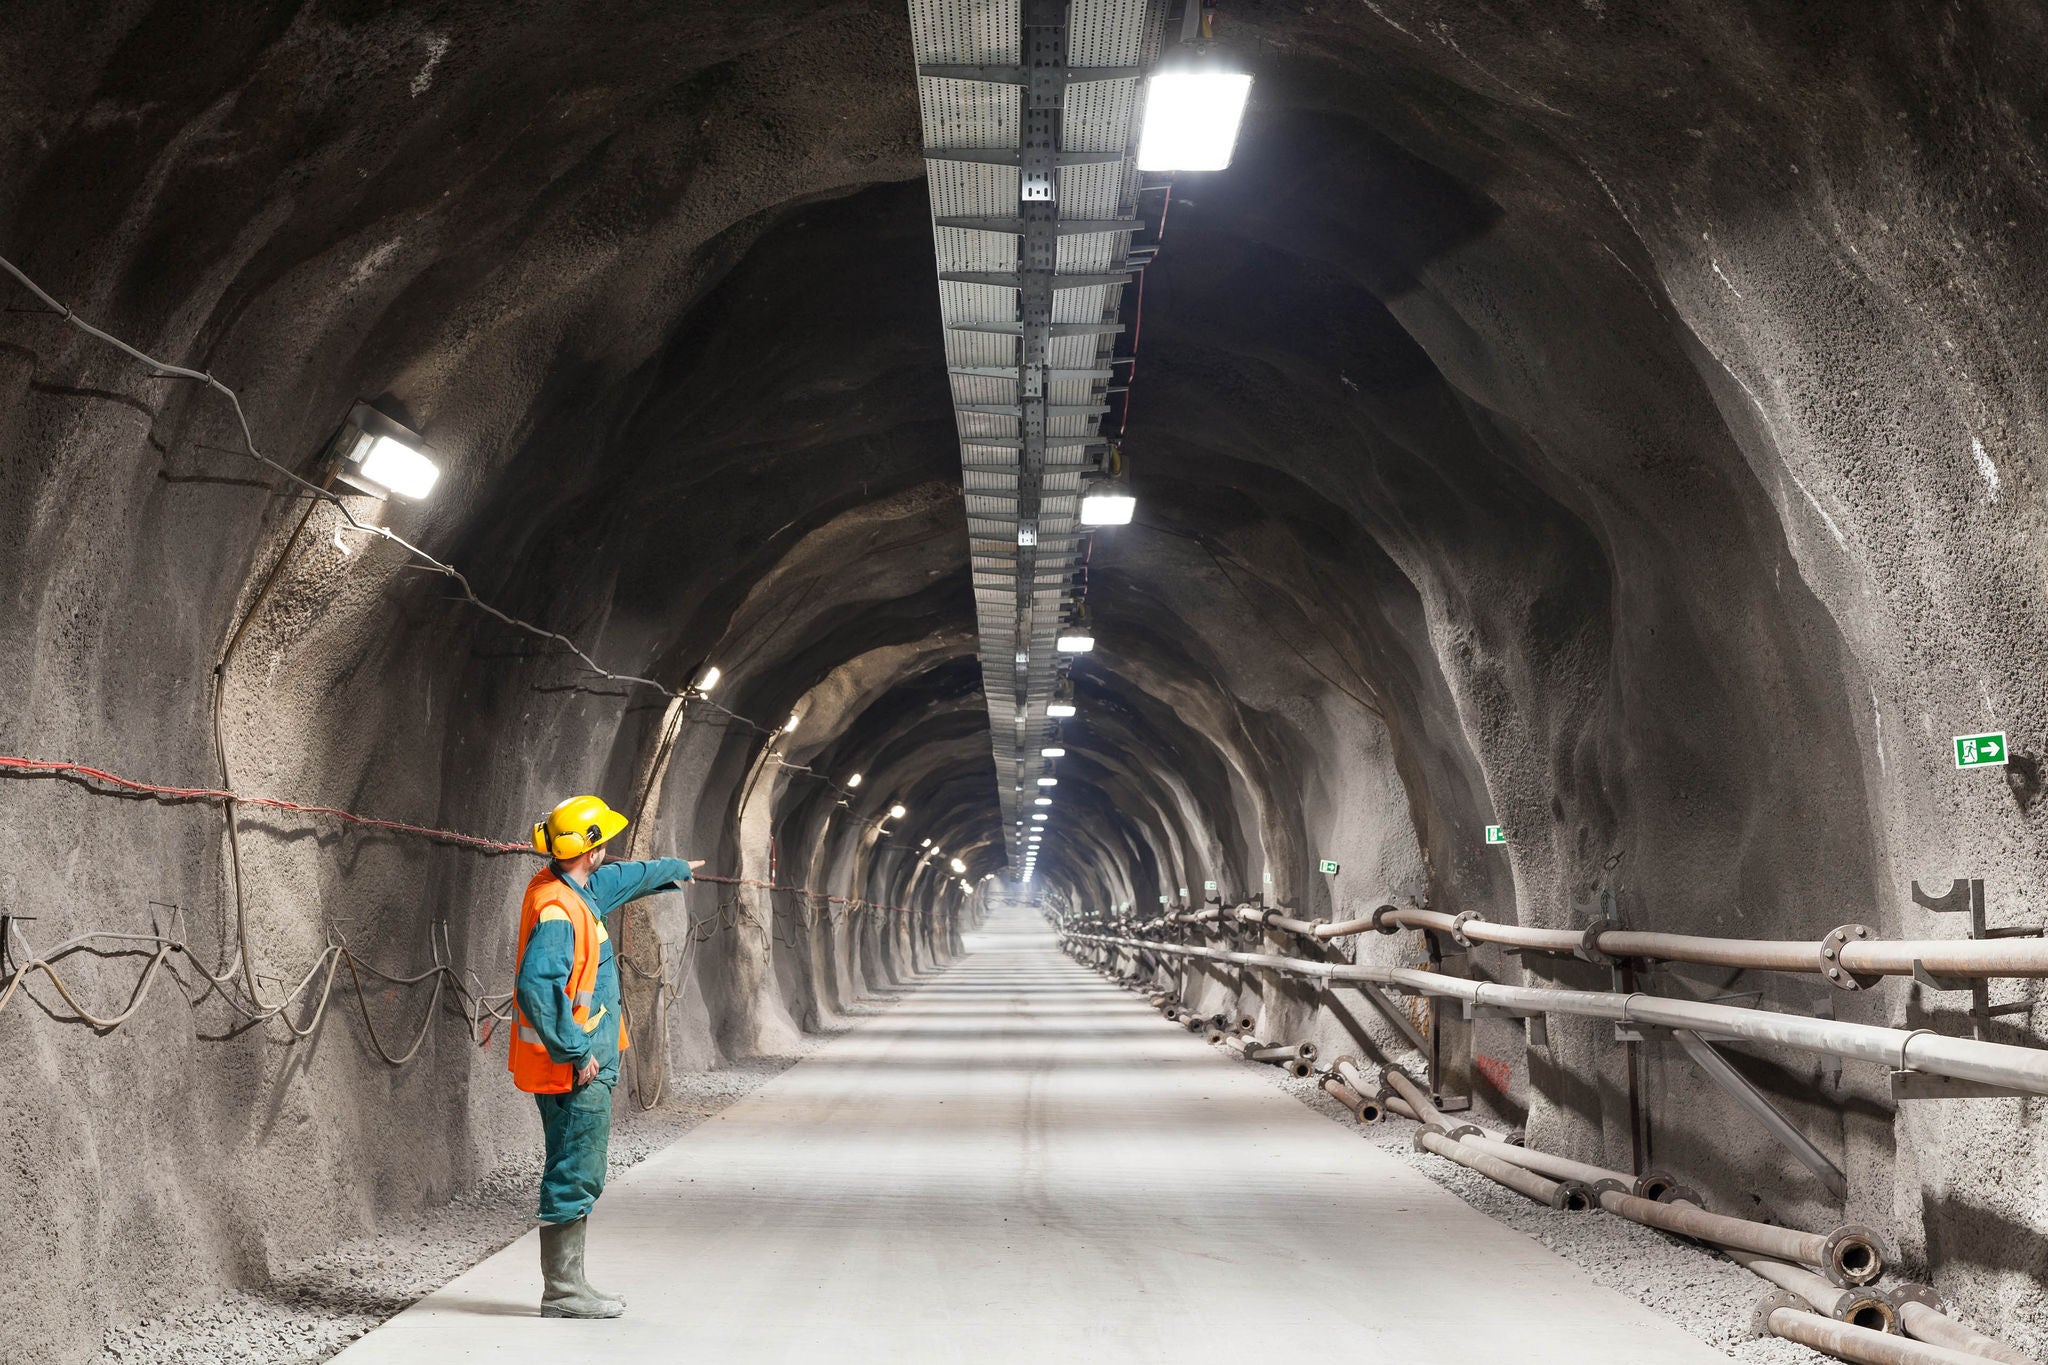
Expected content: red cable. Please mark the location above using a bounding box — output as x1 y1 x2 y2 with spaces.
0 754 918 911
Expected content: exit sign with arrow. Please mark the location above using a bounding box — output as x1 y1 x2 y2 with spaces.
1955 732 2009 768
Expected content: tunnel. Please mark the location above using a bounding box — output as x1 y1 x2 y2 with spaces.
4 2 2047 1362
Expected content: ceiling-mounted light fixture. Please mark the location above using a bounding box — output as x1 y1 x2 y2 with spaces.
889 804 907 819
1040 746 1065 758
950 857 967 875
1036 777 1058 787
1056 632 1095 652
1136 46 1253 173
1047 674 1078 719
1032 813 1048 822
1034 797 1052 807
846 772 863 788
692 665 722 694
783 709 803 734
1017 524 1038 547
330 403 440 501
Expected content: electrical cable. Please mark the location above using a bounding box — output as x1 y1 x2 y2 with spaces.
0 253 946 1076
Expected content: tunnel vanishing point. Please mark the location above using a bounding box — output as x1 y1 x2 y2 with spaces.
5 2 2048 1363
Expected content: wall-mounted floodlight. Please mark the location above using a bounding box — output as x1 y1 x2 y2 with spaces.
846 772 862 788
1040 746 1065 758
920 837 932 848
1136 69 1253 172
1032 813 1048 821
1017 524 1038 547
1034 797 1052 807
331 403 440 501
693 665 722 694
950 857 967 875
1047 702 1077 718
890 804 908 819
783 709 802 734
1036 777 1058 787
1056 634 1095 653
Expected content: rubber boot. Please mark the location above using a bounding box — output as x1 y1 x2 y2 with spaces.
539 1217 625 1318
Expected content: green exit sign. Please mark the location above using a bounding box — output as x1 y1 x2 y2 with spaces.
1485 825 1506 845
1955 732 2008 768
1203 879 1216 891
1317 859 1340 875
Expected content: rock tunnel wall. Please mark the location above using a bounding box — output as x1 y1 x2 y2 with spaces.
3 0 2046 1358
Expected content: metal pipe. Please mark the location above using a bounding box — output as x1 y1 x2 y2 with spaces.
1459 1134 1629 1190
1250 1042 1317 1064
1892 1295 2033 1365
1321 1072 1380 1124
1723 1249 1897 1333
1597 1191 1886 1287
1066 934 2048 1101
1672 1027 1847 1199
1354 907 2048 982
1758 1300 2000 1365
1416 1130 1593 1210
1381 1066 1469 1136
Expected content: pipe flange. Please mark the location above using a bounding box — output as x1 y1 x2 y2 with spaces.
1591 1177 1633 1199
1821 1223 1890 1288
1826 1290 1897 1333
1353 1098 1384 1126
1296 1042 1320 1063
1751 1288 1802 1339
1885 1281 1946 1314
1634 1170 1685 1203
1371 903 1405 935
1576 922 1612 965
1654 1184 1706 1207
1550 1179 1595 1212
1450 910 1486 947
1330 1053 1361 1080
1412 1127 1443 1152
1441 1123 1485 1141
1284 1059 1314 1078
1820 923 1883 991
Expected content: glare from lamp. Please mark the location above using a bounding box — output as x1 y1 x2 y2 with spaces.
693 665 722 693
354 433 441 500
889 804 907 819
845 772 862 789
783 710 802 734
1047 702 1077 718
1136 71 1253 172
1040 746 1065 757
1078 489 1137 526
1036 777 1057 787
1032 813 1048 821
1056 634 1095 653
950 857 967 875
1034 797 1051 807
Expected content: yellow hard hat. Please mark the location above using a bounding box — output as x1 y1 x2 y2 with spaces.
532 794 629 859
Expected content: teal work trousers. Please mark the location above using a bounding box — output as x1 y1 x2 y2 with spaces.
534 1079 613 1224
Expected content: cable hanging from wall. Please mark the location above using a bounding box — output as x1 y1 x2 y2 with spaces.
0 251 950 1076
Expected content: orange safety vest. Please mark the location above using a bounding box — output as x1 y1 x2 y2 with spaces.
507 867 630 1094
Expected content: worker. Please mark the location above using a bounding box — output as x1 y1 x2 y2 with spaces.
510 793 703 1319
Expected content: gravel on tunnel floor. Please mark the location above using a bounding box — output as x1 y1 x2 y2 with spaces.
91 1023 865 1365
1262 1063 1833 1365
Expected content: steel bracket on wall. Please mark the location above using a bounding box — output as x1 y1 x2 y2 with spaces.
1911 876 2040 1037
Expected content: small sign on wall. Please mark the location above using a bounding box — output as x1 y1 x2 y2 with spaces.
1317 859 1340 875
1485 825 1506 845
1955 732 2008 768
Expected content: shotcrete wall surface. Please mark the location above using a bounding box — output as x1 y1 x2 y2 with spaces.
3 1 2047 1360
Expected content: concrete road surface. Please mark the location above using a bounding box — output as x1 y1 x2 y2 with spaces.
334 908 1729 1364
